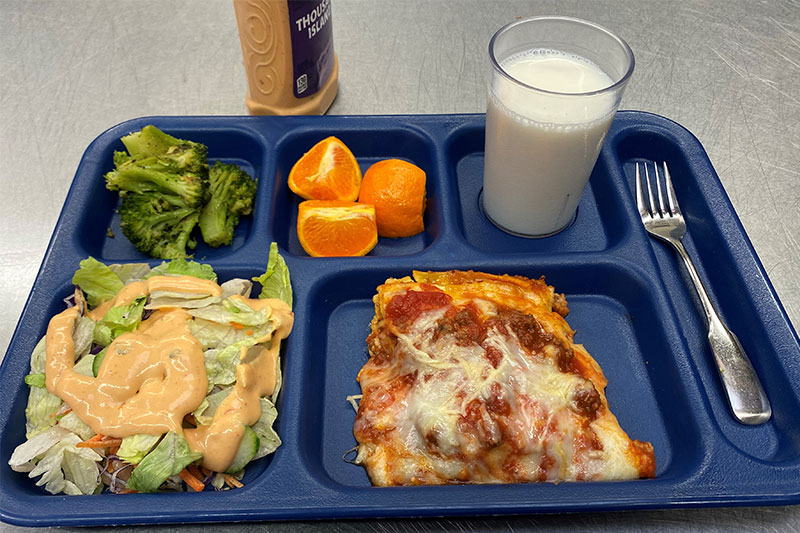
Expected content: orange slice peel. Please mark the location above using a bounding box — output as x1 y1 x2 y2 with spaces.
358 159 426 238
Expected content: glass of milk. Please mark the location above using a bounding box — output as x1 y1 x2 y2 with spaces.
482 16 634 237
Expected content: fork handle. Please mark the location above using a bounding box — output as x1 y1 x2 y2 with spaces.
670 239 772 425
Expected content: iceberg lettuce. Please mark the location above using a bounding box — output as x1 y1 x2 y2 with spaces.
117 434 161 465
188 299 269 327
145 291 221 310
57 412 95 441
192 386 233 425
72 353 95 378
146 258 217 282
251 398 281 460
23 337 62 438
108 262 151 285
71 257 124 307
24 385 63 438
9 425 102 495
189 317 275 350
253 242 292 308
220 278 252 299
126 432 202 493
204 345 245 388
24 373 45 388
10 426 70 473
73 316 96 358
28 336 47 374
93 296 146 346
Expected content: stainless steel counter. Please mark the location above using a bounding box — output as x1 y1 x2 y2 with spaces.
1 0 798 530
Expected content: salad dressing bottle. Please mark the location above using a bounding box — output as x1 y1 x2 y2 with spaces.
233 0 339 115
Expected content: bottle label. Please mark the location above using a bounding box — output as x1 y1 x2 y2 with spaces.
288 0 335 99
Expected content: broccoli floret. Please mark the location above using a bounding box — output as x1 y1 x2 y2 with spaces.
105 161 207 208
105 126 208 207
104 126 256 258
113 150 131 167
121 125 208 175
118 192 200 259
198 161 258 247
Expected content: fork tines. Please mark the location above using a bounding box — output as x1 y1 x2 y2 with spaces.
635 161 679 219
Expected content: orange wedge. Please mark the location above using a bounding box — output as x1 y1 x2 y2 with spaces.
297 200 378 257
288 137 362 201
358 159 426 238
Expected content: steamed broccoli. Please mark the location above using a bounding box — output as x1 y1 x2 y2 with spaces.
118 192 199 259
104 126 207 259
105 158 207 208
198 161 258 247
121 125 208 175
104 126 209 209
104 125 256 259
113 150 131 167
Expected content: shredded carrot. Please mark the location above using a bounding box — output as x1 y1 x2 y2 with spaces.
246 330 253 336
230 322 244 330
77 438 123 448
187 464 204 481
51 408 72 419
86 434 106 442
223 473 243 489
179 468 206 492
121 489 137 494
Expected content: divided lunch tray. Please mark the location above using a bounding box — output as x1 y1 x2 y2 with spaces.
1 111 799 527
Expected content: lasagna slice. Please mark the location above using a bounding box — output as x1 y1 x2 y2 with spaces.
353 270 655 486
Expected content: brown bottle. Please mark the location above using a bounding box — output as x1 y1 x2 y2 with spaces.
233 0 339 115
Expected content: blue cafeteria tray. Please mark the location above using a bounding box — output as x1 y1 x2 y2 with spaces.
0 112 799 527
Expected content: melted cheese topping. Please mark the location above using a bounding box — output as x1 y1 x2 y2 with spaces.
354 271 655 486
45 275 293 472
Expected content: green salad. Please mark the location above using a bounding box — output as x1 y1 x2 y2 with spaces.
8 243 292 495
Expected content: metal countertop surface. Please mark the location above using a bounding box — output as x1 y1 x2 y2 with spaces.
1 0 799 531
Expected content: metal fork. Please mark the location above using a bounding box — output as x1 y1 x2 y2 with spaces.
635 161 771 425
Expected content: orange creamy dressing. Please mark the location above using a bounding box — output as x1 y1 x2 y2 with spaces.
185 297 293 472
45 275 293 473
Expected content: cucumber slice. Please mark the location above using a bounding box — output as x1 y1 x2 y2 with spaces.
225 425 260 474
92 347 108 377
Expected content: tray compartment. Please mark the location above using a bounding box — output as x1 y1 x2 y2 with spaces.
270 127 440 257
297 262 705 488
445 123 632 254
614 127 800 463
0 267 288 505
73 123 268 262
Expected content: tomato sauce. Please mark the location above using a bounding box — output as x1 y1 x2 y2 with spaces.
386 289 452 330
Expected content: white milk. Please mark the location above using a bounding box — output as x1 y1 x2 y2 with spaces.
483 49 617 236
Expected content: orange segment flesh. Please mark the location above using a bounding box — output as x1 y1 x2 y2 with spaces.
297 200 378 257
358 159 426 238
288 137 362 201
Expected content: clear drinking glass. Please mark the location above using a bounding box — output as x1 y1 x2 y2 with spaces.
482 16 634 237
